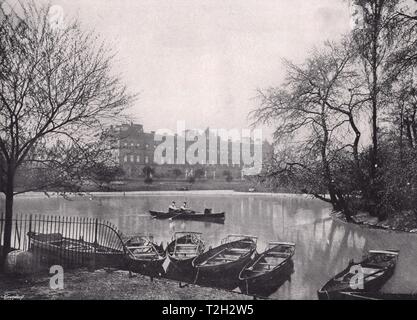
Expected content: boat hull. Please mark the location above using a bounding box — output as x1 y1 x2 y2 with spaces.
28 235 126 269
166 233 205 280
239 258 294 296
149 211 225 223
126 257 166 277
317 250 399 300
193 239 257 290
317 266 395 300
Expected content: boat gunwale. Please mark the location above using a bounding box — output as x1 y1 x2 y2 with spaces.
29 236 125 255
238 243 295 281
317 250 399 296
192 238 256 269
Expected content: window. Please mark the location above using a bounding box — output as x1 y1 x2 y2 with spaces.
145 144 149 149
130 155 134 162
145 156 149 164
123 155 128 163
136 155 140 163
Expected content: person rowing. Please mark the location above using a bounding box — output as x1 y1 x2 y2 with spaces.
168 201 178 212
180 202 191 214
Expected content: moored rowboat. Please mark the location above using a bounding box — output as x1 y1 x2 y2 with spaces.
27 232 126 268
317 250 399 300
192 234 257 289
338 291 417 300
166 232 205 273
124 235 166 277
239 242 295 296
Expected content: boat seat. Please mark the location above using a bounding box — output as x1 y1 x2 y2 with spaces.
65 244 93 250
175 253 195 257
257 262 271 269
206 257 235 264
134 252 157 256
176 244 198 248
267 252 289 258
247 269 267 274
175 248 198 253
228 248 249 253
222 254 240 260
127 245 151 250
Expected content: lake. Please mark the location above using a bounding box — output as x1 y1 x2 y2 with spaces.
11 191 417 299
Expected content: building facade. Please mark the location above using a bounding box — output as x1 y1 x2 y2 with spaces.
108 123 273 180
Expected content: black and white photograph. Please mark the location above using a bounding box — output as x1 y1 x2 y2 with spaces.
1 0 417 306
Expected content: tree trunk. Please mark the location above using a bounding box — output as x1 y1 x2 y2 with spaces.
1 171 14 268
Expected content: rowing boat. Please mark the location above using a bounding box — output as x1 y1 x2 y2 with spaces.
239 242 295 296
192 235 257 289
166 232 205 273
149 210 225 223
338 291 417 300
317 250 399 300
124 235 166 277
27 232 126 268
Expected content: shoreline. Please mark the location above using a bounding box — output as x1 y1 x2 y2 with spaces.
9 190 310 198
331 211 417 234
0 268 255 300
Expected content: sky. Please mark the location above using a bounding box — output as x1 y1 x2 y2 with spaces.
6 0 353 139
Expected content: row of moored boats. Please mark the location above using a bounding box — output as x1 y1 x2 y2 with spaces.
27 230 401 298
125 232 296 295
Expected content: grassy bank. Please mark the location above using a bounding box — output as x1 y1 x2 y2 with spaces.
0 269 253 300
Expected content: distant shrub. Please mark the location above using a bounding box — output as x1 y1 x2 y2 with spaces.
144 177 153 184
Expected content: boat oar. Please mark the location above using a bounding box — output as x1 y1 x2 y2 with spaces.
169 211 185 221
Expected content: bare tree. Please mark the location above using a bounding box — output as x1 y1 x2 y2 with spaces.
252 41 368 219
351 0 406 208
0 2 134 263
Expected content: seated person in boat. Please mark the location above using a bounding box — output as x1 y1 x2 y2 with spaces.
180 202 189 212
168 201 178 212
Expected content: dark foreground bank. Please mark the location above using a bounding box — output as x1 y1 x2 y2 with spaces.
0 269 253 300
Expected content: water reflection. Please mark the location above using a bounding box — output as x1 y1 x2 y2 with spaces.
12 192 417 299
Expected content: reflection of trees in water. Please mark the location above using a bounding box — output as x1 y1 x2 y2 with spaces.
268 217 366 299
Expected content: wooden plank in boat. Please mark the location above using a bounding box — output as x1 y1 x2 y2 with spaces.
175 247 198 252
257 262 271 267
134 252 158 256
228 248 249 253
222 254 241 260
247 269 267 274
127 245 152 250
266 252 287 256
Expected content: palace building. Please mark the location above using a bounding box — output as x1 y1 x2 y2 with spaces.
107 123 273 180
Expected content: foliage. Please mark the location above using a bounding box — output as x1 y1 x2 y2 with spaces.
252 1 417 220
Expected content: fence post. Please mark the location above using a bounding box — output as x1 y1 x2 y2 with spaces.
28 214 32 248
91 218 99 271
